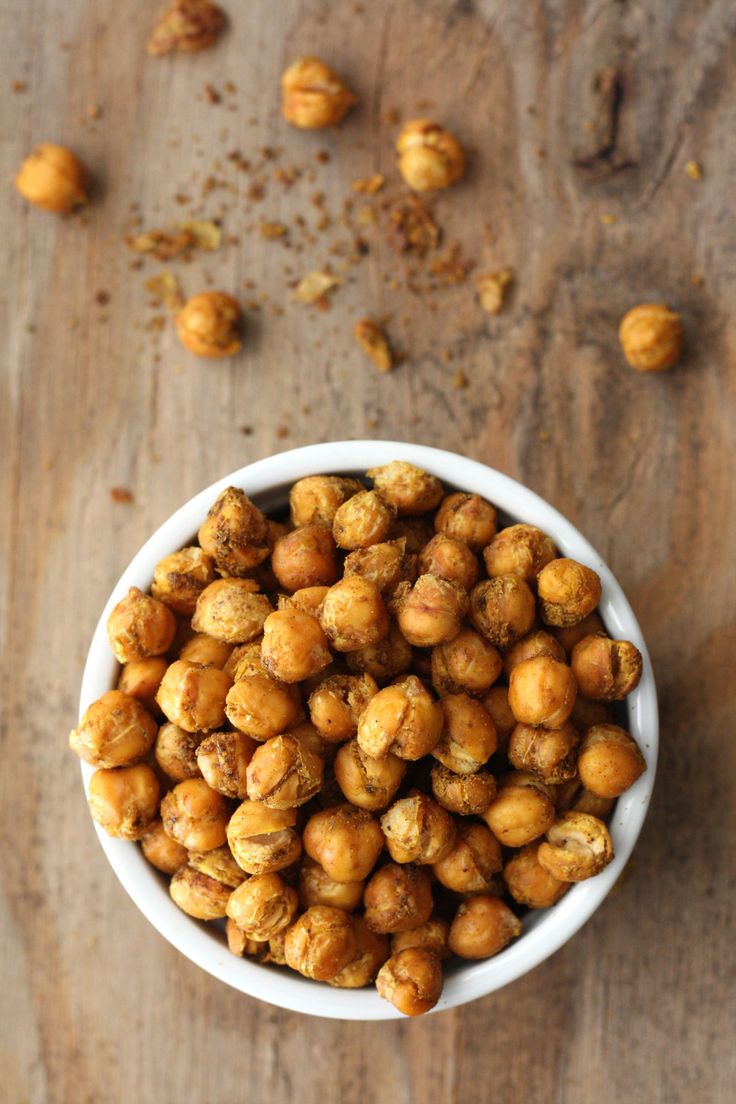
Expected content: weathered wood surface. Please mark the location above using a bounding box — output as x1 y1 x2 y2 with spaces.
1 1 735 1102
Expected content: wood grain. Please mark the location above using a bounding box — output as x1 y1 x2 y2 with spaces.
1 1 735 1102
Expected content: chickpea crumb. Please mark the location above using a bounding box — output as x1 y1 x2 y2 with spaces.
354 319 393 373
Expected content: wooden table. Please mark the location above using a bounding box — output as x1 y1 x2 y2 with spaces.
2 2 734 1101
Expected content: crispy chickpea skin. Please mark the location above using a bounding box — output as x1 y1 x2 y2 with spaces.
246 730 324 808
537 812 614 882
285 906 357 980
334 738 406 811
392 918 450 960
395 574 468 648
508 655 577 729
357 674 443 760
432 822 502 894
107 586 176 664
260 608 332 683
299 858 365 912
160 778 231 851
431 763 496 815
289 475 363 528
226 873 298 941
88 764 160 839
577 724 646 798
504 630 566 678
271 525 340 592
140 820 189 874
345 622 414 681
448 895 521 959
69 690 158 768
376 947 443 1016
431 628 503 697
198 486 271 576
469 576 536 649
15 143 88 213
434 492 497 551
308 673 379 743
117 656 168 712
329 917 390 988
191 579 272 645
537 558 602 627
552 611 606 655
226 800 301 875
433 694 497 774
196 730 258 798
483 524 557 585
332 490 395 550
169 864 232 920
303 805 383 882
571 634 643 701
380 792 456 865
619 303 683 372
366 461 444 516
155 721 203 781
481 686 516 750
188 845 245 887
417 533 479 590
180 632 234 669
343 539 416 597
157 659 232 733
364 863 434 933
151 546 215 615
482 771 556 847
508 722 580 785
281 57 357 130
176 291 242 357
224 640 267 680
503 844 569 908
227 918 267 959
396 119 465 193
319 576 389 652
278 586 330 619
225 673 302 740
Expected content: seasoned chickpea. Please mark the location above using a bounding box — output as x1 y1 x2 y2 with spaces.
88 764 160 839
537 558 602 627
308 673 378 743
246 730 324 808
69 690 157 768
431 763 496 815
552 611 606 655
364 863 433 933
15 143 88 213
334 738 406 811
117 657 167 714
261 608 332 683
226 801 302 875
192 579 272 645
188 845 245 888
366 461 444 516
180 633 234 669
577 724 646 798
278 586 330 618
332 490 394 550
157 660 232 732
571 634 643 701
319 576 389 652
380 792 456 865
569 695 613 731
432 822 502 894
225 673 302 740
198 486 271 576
151 547 215 615
289 475 363 528
281 57 357 130
619 303 683 372
285 906 357 981
271 525 340 591
357 674 443 760
155 721 203 781
160 778 230 851
107 587 176 664
448 895 521 959
176 291 242 357
504 630 566 679
299 858 365 912
329 917 390 988
226 873 298 940
389 516 435 554
433 694 497 774
483 524 557 585
226 918 268 959
508 722 580 785
345 622 413 680
537 812 614 882
303 805 383 882
396 118 465 193
482 771 556 847
343 539 416 597
196 730 258 798
434 492 496 551
169 864 232 921
376 947 443 1016
418 533 479 590
223 640 266 680
503 844 569 908
431 629 502 697
508 655 577 729
555 779 615 819
481 686 516 750
140 819 188 874
469 576 536 649
395 574 468 647
391 918 450 960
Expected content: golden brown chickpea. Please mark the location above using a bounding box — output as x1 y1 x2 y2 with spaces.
417 533 479 590
380 792 456 865
366 461 444 516
277 586 330 618
226 917 266 959
395 574 468 647
537 558 602 627
555 779 614 819
187 844 246 888
396 119 465 193
196 730 258 798
157 660 232 733
176 291 242 357
169 864 232 920
432 821 502 894
69 690 158 768
508 722 580 785
433 694 497 774
504 630 566 679
155 722 203 781
508 655 577 729
260 608 332 683
223 640 266 680
375 947 443 1016
332 490 395 550
577 724 646 798
271 525 340 592
537 812 614 882
334 738 406 811
198 486 271 576
225 673 302 740
285 905 357 980
482 771 556 847
180 633 234 669
151 547 215 615
480 686 516 751
364 863 434 933
431 629 503 697
15 143 88 213
448 895 521 959
569 695 613 731
281 57 357 130
552 611 606 655
88 764 160 840
434 492 497 551
469 576 536 649
483 524 557 585
299 858 365 912
391 918 450 960
246 730 324 808
140 819 189 874
289 475 363 528
430 763 497 815
319 576 389 653
571 634 643 701
117 656 168 712
107 587 177 664
389 516 435 554
619 303 683 372
308 673 378 743
357 674 443 760
226 801 302 875
503 844 569 908
160 778 230 851
345 622 414 681
343 538 417 597
303 805 383 883
146 0 225 56
226 873 298 940
329 917 390 988
191 579 272 645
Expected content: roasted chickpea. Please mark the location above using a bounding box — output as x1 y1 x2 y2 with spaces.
169 864 232 920
319 576 389 653
366 461 444 516
363 863 434 933
187 845 245 888
196 730 258 798
308 673 379 743
334 738 406 811
430 763 497 815
448 895 521 959
482 771 556 847
389 516 435 554
151 547 215 615
69 690 157 768
303 805 383 882
298 857 365 912
289 475 363 528
395 574 468 647
537 558 602 627
281 57 357 130
552 611 606 655
140 819 189 874
223 640 266 680
577 724 646 798
107 587 176 664
191 580 272 645
227 918 267 959
332 490 395 550
345 622 414 681
329 917 390 988
480 686 516 751
432 821 502 894
15 143 88 213
571 634 643 701
376 947 443 1016
198 486 271 576
180 633 234 669
380 792 456 865
117 656 168 713
285 905 357 980
537 812 614 882
176 291 242 357
226 873 298 940
271 525 340 591
260 608 332 683
555 779 615 819
508 722 580 785
483 524 557 585
569 695 613 731
343 539 416 597
278 586 330 618
226 801 302 875
396 119 465 193
469 576 536 649
160 778 230 851
431 628 503 697
88 764 160 839
432 694 497 774
434 492 496 551
225 673 302 740
357 674 443 760
504 630 566 678
619 303 683 372
157 660 232 733
155 721 203 781
246 730 324 808
508 655 577 729
391 918 450 959
503 844 569 908
417 533 479 590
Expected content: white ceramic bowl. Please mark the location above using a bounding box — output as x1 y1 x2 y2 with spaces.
78 441 658 1020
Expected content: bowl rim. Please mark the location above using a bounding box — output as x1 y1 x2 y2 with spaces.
78 440 658 1020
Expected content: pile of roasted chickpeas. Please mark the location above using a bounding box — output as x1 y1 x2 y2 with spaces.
70 462 647 1016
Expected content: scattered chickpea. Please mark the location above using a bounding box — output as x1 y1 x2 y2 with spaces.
366 461 444 516
537 812 614 882
151 547 215 615
140 819 188 874
225 673 302 740
107 586 176 664
432 821 502 894
319 576 389 652
345 621 413 680
503 630 566 679
69 690 158 768
448 895 521 959
483 524 557 585
329 917 390 988
571 634 643 701
303 804 383 882
508 655 577 729
147 0 225 56
333 490 395 550
577 724 646 798
289 475 363 529
376 947 443 1015
246 730 324 808
481 685 516 750
357 674 443 760
191 580 272 645
157 659 232 733
432 693 497 774
226 873 298 941
196 729 257 798
155 722 203 781
260 608 332 683
380 791 456 865
88 764 160 839
198 486 271 576
431 628 503 697
117 656 168 712
169 864 232 921
434 492 497 551
482 771 556 847
396 119 465 192
343 538 416 597
285 905 357 980
363 863 434 933
299 857 365 912
552 611 606 655
503 844 569 908
537 558 602 627
271 525 340 591
430 763 497 815
334 738 406 811
392 918 451 960
308 673 378 743
508 722 580 785
281 57 357 130
469 576 536 649
619 303 683 372
395 573 468 647
15 143 88 213
160 778 230 851
226 800 302 875
176 291 242 357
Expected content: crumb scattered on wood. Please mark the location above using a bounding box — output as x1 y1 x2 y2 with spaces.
388 196 440 256
125 219 221 260
110 487 134 504
600 213 616 225
684 160 703 181
476 269 514 315
354 319 393 373
260 221 288 239
11 79 28 93
451 369 469 389
292 270 340 306
352 174 385 194
145 271 184 309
